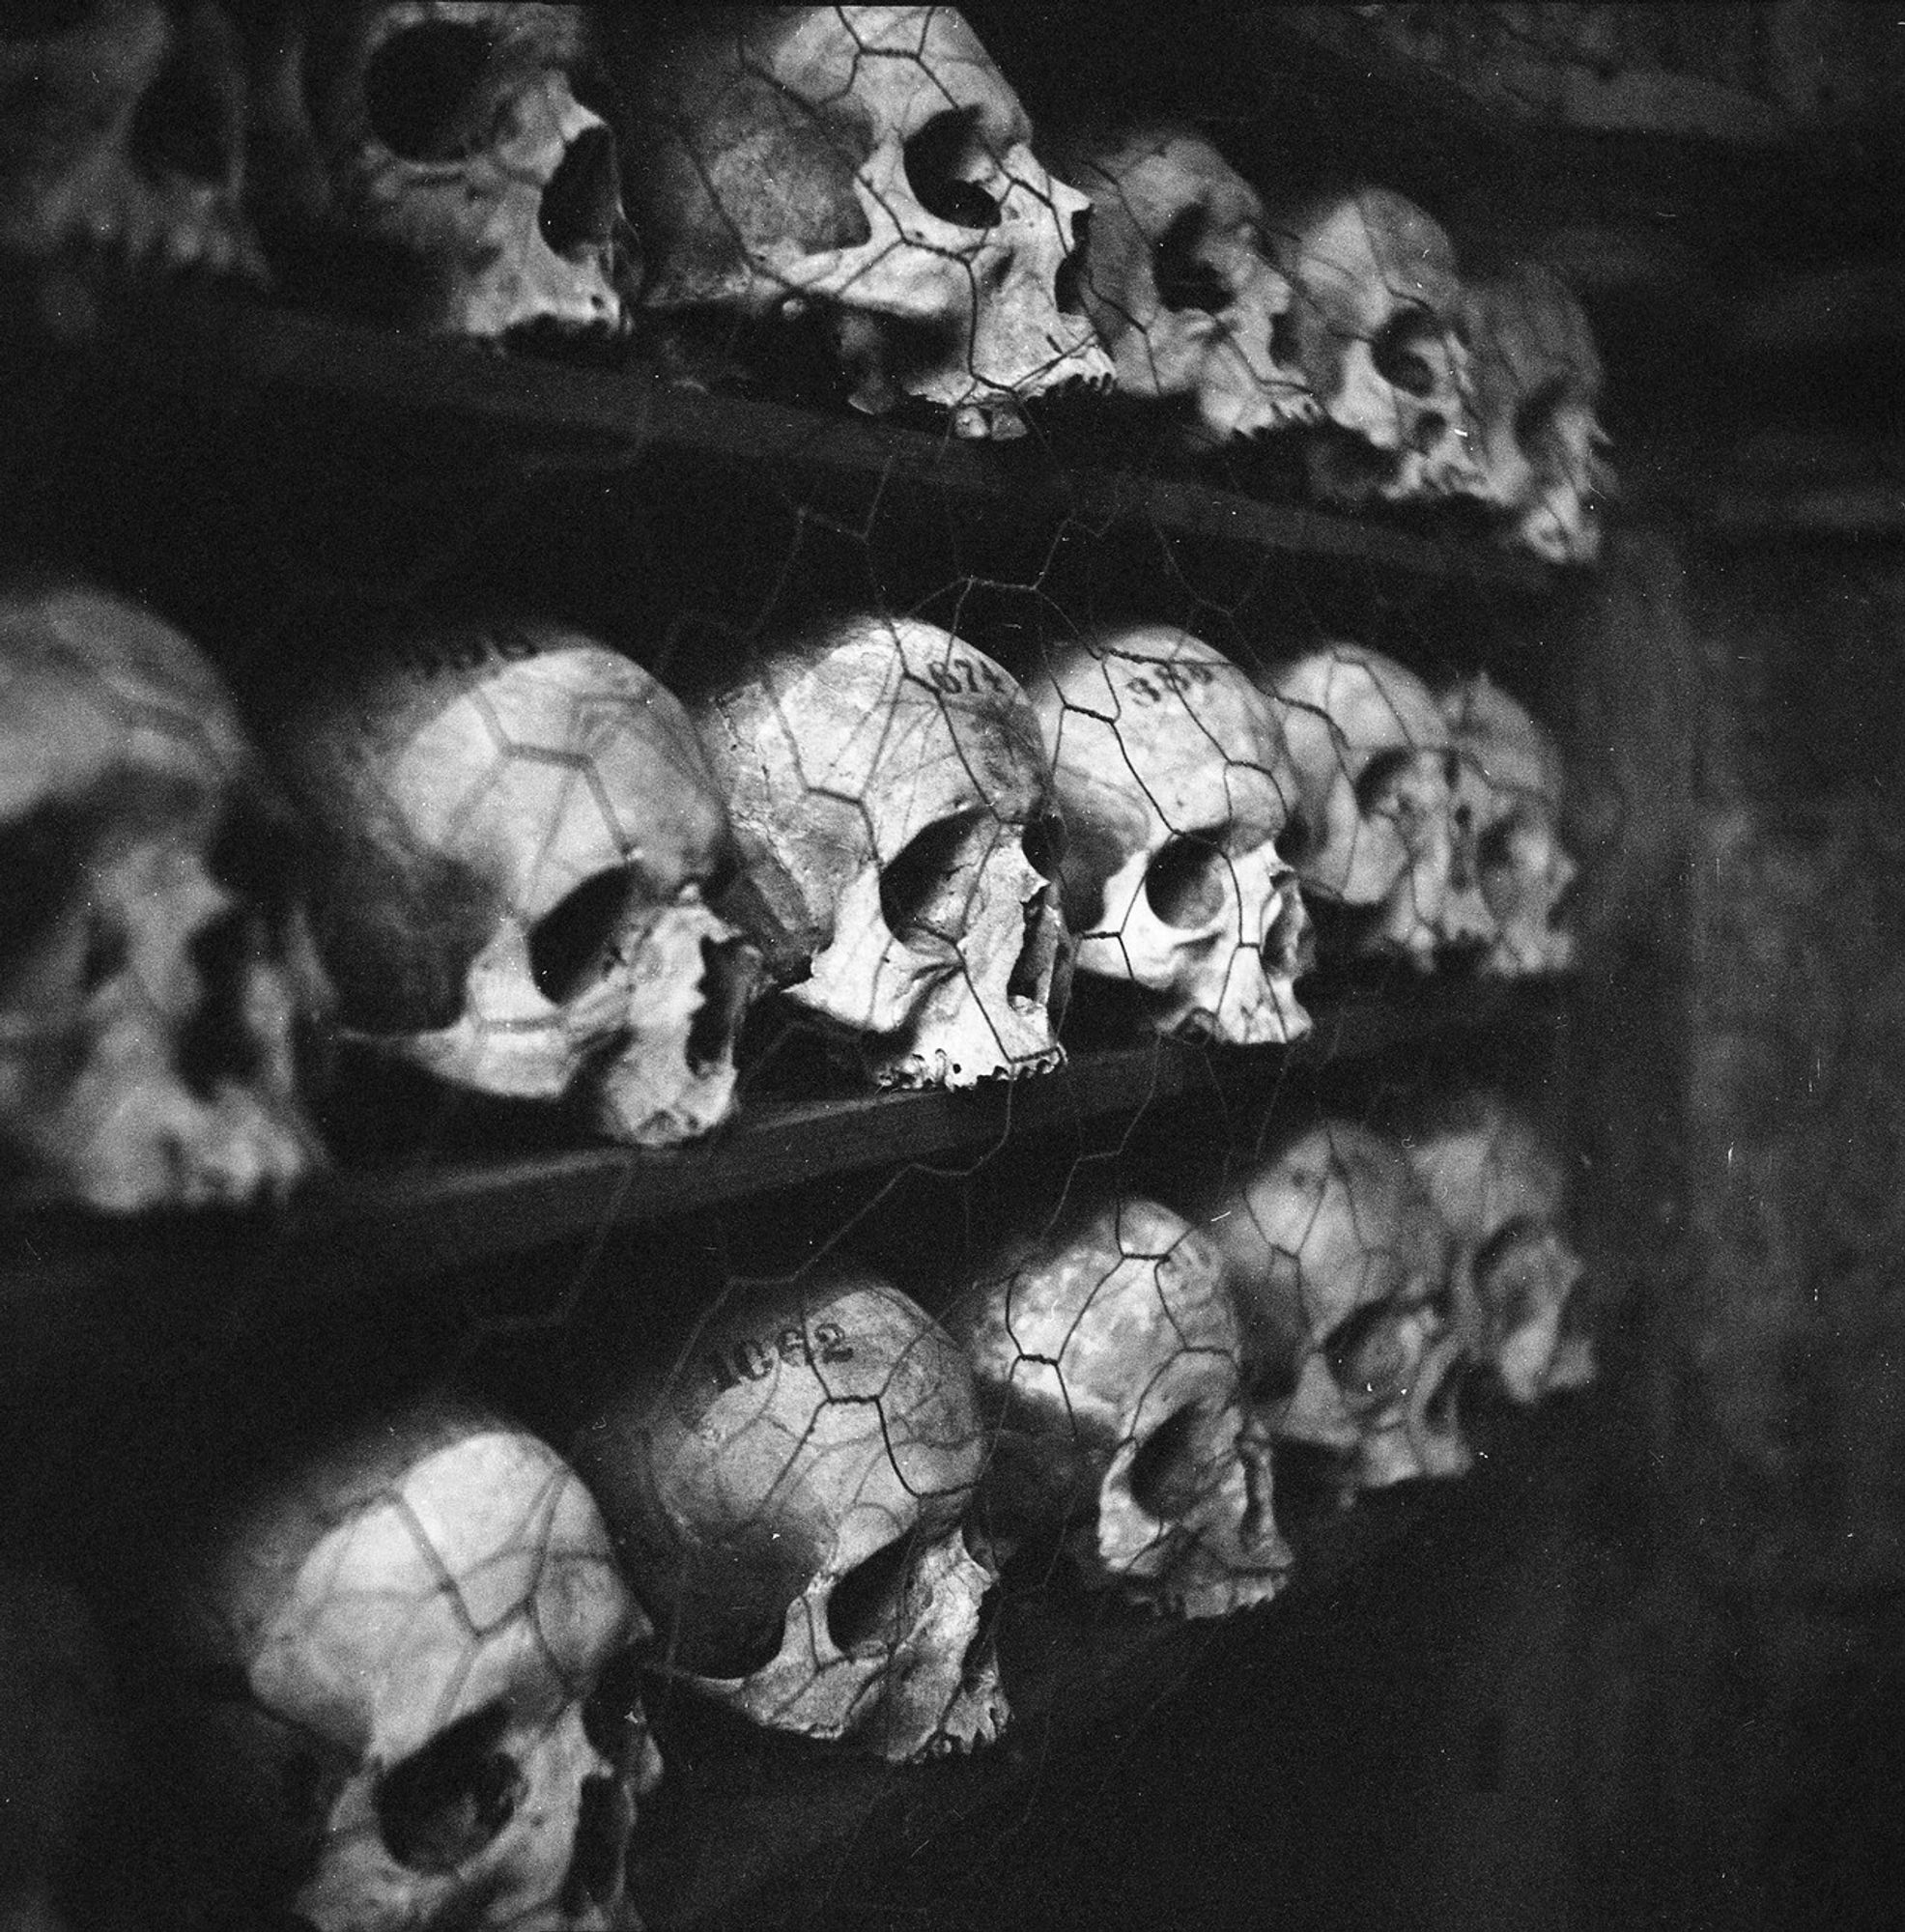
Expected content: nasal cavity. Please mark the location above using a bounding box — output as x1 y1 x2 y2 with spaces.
687 935 756 1074
1007 886 1062 1011
1260 879 1311 980
560 1773 633 1918
541 125 623 258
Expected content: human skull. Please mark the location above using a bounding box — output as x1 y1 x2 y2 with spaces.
1027 625 1311 1046
620 6 1111 438
1048 121 1317 448
1204 1119 1470 1487
694 614 1068 1090
0 579 328 1212
1263 641 1495 968
1442 672 1578 977
1265 185 1480 506
0 0 266 277
950 1193 1292 1618
1401 1087 1595 1405
168 1397 660 1932
1458 262 1612 565
572 1265 1009 1763
276 615 757 1147
0 1568 120 1932
253 2 631 341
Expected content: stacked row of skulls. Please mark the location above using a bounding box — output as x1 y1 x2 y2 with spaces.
4 1087 1592 1931
0 579 1580 1212
0 3 1611 563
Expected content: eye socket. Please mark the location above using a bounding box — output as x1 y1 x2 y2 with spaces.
527 867 634 1004
1513 376 1569 449
582 1646 650 1765
376 1702 522 1874
1351 745 1418 818
1021 810 1067 881
1322 1302 1407 1405
902 109 1002 230
1144 834 1229 929
826 1534 915 1656
879 811 982 950
1152 203 1230 315
1373 311 1442 398
364 21 497 163
1128 1404 1208 1520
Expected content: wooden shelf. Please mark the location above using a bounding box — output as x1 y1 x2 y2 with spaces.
0 979 1565 1357
2 265 1550 595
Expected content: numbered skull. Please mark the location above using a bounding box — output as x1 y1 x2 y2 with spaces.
694 614 1068 1090
572 1266 1009 1763
0 579 328 1212
949 1193 1291 1618
1442 672 1578 977
1027 625 1311 1046
0 0 265 276
1264 641 1494 967
1458 262 1611 564
1265 186 1479 506
1401 1086 1594 1404
251 2 631 340
619 5 1110 438
275 615 757 1147
1204 1119 1469 1487
166 1398 660 1932
1049 121 1317 448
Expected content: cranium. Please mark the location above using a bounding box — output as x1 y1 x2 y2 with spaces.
167 1397 660 1932
1204 1119 1470 1488
0 0 265 277
1048 120 1317 448
619 6 1111 437
1265 185 1480 505
275 614 758 1147
572 1265 1009 1763
951 1192 1292 1618
1458 262 1612 564
1263 641 1495 968
253 2 632 341
1401 1087 1595 1405
0 578 328 1212
693 613 1068 1090
1026 625 1311 1046
1442 672 1578 977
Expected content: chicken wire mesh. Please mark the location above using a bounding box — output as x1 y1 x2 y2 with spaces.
0 7 1619 1930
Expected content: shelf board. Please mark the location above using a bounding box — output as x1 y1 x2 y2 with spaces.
0 978 1563 1348
295 978 1562 1282
6 265 1550 593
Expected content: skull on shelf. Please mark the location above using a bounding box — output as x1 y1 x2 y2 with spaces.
1204 1118 1470 1488
1026 625 1311 1046
276 615 758 1147
168 1397 660 1932
950 1192 1290 1618
1048 121 1318 448
1442 672 1578 977
618 5 1110 437
1458 262 1612 565
1401 1086 1594 1404
0 579 328 1213
1265 185 1479 506
1263 641 1494 968
0 0 266 277
252 2 632 341
573 1265 1009 1763
693 613 1068 1090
